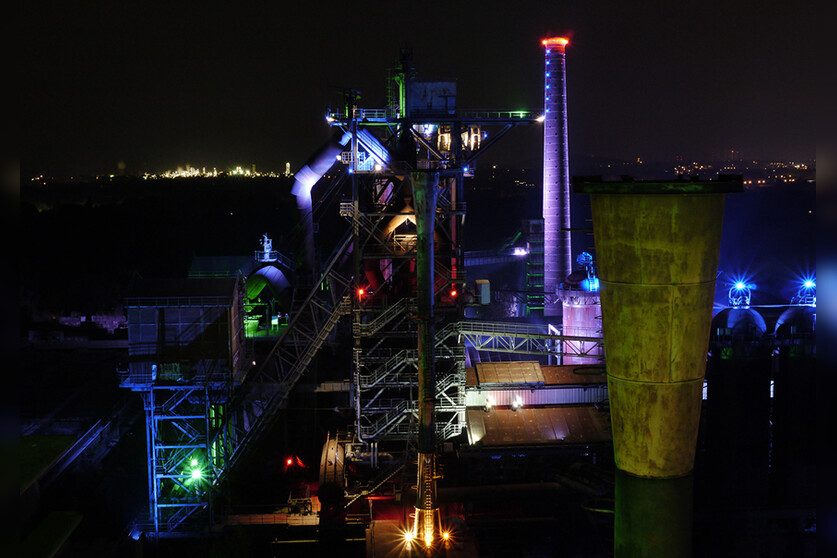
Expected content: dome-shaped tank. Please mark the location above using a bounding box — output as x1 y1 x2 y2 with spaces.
704 306 771 510
773 305 816 337
771 304 815 506
711 307 767 340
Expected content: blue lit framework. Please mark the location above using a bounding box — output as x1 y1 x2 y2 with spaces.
137 382 235 534
121 280 245 537
791 277 816 306
728 279 753 307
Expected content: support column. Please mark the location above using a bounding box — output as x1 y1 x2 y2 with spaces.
411 170 441 548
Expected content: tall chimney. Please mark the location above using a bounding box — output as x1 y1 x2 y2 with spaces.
542 37 572 316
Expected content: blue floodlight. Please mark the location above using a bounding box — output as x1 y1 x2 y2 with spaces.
791 275 816 305
728 276 753 307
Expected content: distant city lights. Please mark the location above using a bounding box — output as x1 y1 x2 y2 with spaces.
140 163 295 180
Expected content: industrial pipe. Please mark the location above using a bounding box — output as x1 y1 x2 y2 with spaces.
575 178 741 557
292 129 352 271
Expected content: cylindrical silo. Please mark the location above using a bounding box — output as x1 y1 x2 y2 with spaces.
575 178 741 557
542 37 572 315
704 308 771 516
771 305 816 506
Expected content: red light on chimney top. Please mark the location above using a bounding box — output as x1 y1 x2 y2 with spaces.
542 37 569 48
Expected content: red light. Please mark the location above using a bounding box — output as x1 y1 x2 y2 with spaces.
286 458 293 466
542 36 569 48
357 288 365 297
450 289 457 297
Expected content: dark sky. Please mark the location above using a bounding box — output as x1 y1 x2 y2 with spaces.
23 1 817 178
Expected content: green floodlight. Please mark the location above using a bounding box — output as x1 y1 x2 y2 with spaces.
191 469 202 480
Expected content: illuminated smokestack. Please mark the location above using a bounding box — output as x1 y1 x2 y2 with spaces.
542 36 571 315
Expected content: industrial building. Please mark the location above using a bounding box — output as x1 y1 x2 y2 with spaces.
20 35 816 558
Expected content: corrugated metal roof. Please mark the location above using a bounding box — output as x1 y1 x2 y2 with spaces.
472 361 544 386
541 365 606 385
466 406 611 447
466 363 606 387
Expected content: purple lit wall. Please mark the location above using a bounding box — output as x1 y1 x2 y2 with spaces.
542 37 572 315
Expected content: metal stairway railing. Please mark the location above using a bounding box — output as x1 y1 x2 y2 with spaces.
356 329 466 441
353 297 416 337
233 232 354 465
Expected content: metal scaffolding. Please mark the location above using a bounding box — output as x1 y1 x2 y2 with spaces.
326 51 543 454
121 279 245 537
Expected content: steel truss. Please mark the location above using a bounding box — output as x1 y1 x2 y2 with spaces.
137 381 235 535
327 64 542 450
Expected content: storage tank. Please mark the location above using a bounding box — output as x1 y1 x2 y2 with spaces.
704 307 772 512
771 305 816 505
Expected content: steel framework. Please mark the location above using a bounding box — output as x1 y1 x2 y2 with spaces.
121 280 245 537
326 50 543 451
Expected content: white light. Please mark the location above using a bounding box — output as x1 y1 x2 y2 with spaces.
513 247 528 256
191 469 202 480
191 459 198 467
374 163 382 171
804 280 815 289
536 115 546 122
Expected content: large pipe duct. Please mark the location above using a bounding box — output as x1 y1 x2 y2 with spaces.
292 129 352 271
575 178 741 557
542 37 572 314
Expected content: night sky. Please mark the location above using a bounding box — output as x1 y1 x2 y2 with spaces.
23 1 817 178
